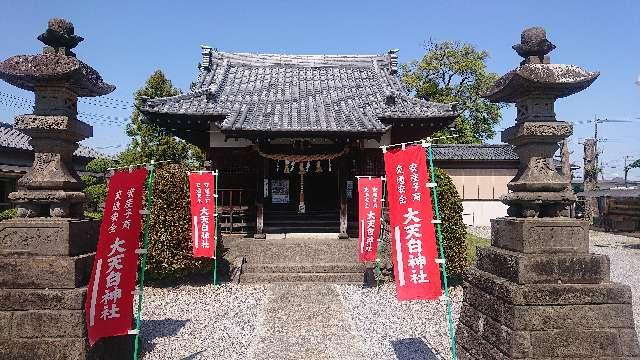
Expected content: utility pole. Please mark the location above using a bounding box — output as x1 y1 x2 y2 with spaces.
583 138 598 222
560 139 572 181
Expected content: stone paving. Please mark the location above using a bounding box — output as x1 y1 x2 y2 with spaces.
248 284 367 360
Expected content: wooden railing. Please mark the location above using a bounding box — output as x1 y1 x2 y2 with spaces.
218 188 254 234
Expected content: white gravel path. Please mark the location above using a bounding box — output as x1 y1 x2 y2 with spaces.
140 283 461 360
139 284 267 360
337 284 462 360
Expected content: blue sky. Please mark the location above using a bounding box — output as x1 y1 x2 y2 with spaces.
1 0 638 179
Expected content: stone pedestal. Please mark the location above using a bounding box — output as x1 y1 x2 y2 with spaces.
456 217 640 359
0 219 133 359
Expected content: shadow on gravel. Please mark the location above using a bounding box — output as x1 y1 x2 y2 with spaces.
392 337 441 360
180 350 205 360
140 319 189 355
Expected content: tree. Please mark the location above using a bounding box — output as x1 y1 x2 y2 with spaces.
624 158 640 185
82 157 118 219
402 40 505 143
119 70 204 168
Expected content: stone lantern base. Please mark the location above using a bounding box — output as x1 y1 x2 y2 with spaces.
0 218 134 359
456 217 640 359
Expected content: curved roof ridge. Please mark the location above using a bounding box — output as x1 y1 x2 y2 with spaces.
211 51 390 68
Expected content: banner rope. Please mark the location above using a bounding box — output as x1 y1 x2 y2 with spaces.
133 160 156 360
426 145 458 360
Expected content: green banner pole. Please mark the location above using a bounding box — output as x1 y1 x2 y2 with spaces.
133 161 156 360
376 177 386 288
213 170 218 286
426 145 457 360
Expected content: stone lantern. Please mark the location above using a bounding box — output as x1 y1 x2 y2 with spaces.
455 27 639 359
0 18 114 218
0 19 130 359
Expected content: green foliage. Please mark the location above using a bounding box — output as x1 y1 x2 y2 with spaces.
86 157 118 173
432 167 468 276
146 164 214 282
82 157 117 216
84 211 103 220
402 40 504 143
0 208 17 221
84 184 107 214
118 70 204 168
466 233 490 266
80 174 99 187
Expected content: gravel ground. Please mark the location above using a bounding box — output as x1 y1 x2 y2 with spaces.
139 284 267 360
337 284 463 360
140 283 461 360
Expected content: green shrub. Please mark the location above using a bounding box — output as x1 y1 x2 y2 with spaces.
86 157 117 173
84 183 107 213
378 167 468 281
432 167 468 277
0 208 17 221
146 164 219 282
81 174 99 187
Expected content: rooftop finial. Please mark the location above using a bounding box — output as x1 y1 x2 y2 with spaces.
37 18 84 57
512 27 555 65
388 48 399 74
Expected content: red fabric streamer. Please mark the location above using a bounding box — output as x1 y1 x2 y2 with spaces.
384 145 442 301
85 168 148 346
189 172 217 258
357 177 383 262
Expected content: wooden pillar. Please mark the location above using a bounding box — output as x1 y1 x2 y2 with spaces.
339 159 349 239
254 157 266 239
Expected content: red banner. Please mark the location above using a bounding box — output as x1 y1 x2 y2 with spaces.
85 168 148 346
383 145 442 301
189 172 217 258
357 177 383 262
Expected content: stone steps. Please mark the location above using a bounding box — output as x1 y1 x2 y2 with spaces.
244 262 364 274
241 272 362 283
228 237 364 284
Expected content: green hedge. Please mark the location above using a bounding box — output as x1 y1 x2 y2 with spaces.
146 164 219 282
378 167 468 280
432 167 468 276
0 208 16 221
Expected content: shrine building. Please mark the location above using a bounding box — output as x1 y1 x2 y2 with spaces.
140 47 511 237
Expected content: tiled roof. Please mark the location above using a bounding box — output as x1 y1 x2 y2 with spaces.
141 51 457 135
0 122 102 159
578 188 640 198
431 144 518 161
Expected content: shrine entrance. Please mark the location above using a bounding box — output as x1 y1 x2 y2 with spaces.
257 143 348 234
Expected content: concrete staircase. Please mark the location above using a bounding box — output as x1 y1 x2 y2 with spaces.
225 236 365 284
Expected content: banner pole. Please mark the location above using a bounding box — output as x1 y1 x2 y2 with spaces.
426 146 457 360
376 178 386 288
133 161 156 360
213 170 218 286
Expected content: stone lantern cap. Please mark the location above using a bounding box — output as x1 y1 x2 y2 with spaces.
484 64 599 103
0 18 114 97
484 26 599 103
